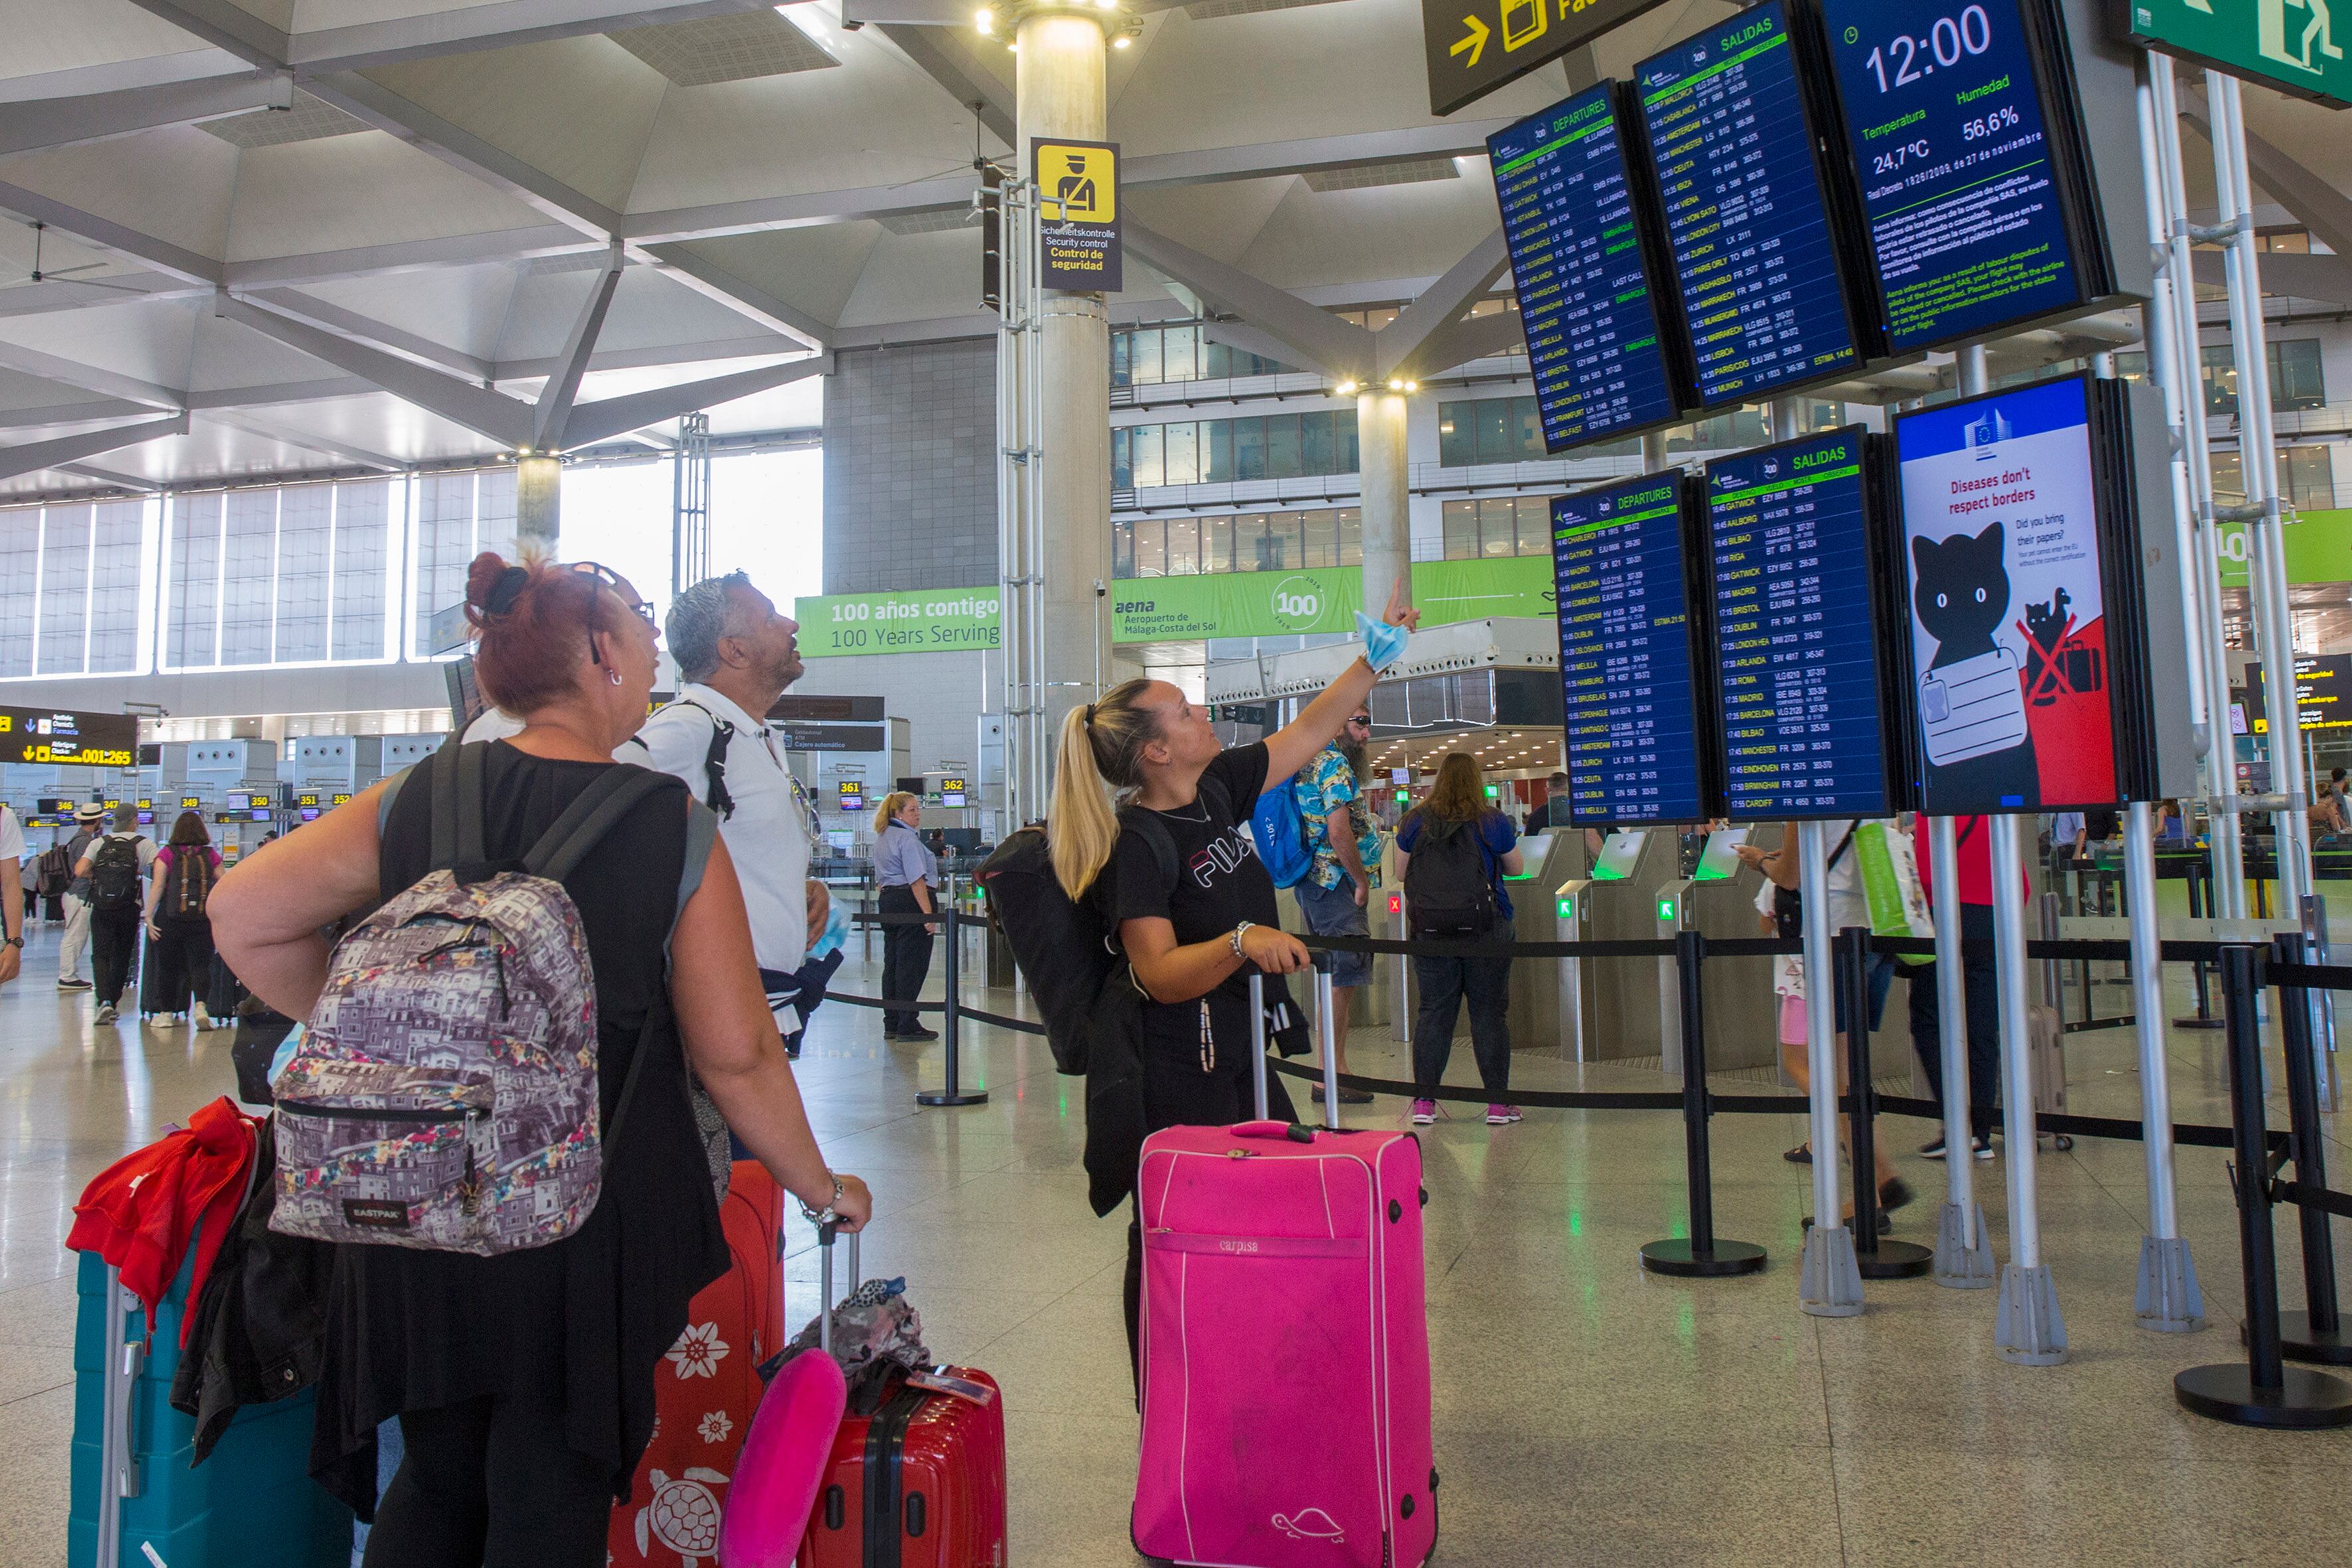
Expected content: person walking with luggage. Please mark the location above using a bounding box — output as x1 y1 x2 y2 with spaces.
626 572 835 1059
1394 752 1524 1127
210 551 872 1568
1291 709 1379 1105
56 803 103 990
75 804 152 1025
145 811 222 1031
1045 578 1421 1377
873 791 939 1040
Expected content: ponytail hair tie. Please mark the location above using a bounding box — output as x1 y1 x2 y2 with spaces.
1083 703 1098 728
484 565 529 616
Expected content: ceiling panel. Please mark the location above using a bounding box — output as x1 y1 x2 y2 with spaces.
1 125 240 261
221 131 554 262
0 1 222 85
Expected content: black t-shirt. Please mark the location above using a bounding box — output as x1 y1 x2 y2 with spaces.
1111 743 1279 1011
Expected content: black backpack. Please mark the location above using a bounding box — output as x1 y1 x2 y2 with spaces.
161 848 213 920
89 836 143 914
1402 815 1496 938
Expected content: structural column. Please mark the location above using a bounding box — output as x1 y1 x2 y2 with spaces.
1357 386 1411 611
516 453 561 547
1018 9 1114 729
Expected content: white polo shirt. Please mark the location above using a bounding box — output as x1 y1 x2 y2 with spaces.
626 684 813 975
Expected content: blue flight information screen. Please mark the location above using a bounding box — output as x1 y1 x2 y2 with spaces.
1706 430 1889 821
1638 1 1861 408
1488 86 1683 451
1819 0 2081 352
1554 475 1703 825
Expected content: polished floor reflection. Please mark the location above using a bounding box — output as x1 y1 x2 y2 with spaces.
4 919 2349 1565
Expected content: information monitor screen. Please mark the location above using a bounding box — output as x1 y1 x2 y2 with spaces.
1705 428 1891 821
1488 84 1685 451
1553 473 1705 825
1637 1 1862 408
1818 0 2082 353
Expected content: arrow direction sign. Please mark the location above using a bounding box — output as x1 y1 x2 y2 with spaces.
1423 0 1674 116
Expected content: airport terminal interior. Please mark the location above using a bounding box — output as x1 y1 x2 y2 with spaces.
3 0 2352 1563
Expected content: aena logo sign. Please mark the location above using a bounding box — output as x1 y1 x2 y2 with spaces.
1270 576 1323 631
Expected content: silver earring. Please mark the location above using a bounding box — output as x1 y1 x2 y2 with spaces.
609 668 623 686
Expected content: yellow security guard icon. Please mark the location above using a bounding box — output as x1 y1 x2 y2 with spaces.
1037 144 1115 223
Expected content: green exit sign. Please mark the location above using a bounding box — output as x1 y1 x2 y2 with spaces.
1484 785 1498 799
2128 0 2352 109
1656 897 1676 923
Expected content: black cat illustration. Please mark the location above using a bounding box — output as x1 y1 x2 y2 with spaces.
1911 521 2040 808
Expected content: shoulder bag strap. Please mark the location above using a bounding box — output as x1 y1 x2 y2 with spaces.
524 768 676 884
672 700 738 821
602 796 718 1154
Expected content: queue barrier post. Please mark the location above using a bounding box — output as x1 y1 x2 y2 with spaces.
1640 929 1766 1278
1795 823 1863 1318
915 880 988 1109
2127 799 2203 1333
2176 945 2352 1427
1249 971 1270 1123
2272 933 2351 1365
1842 926 1930 1280
1927 816 1996 1291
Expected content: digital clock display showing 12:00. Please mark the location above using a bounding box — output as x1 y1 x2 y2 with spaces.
1818 0 2081 352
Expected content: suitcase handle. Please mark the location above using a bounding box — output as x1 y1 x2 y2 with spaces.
815 1223 862 1357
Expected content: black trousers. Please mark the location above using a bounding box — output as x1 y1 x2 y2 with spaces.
878 884 933 1034
1410 921 1514 1098
361 1391 613 1568
1909 903 2002 1140
153 915 215 1016
91 908 141 1008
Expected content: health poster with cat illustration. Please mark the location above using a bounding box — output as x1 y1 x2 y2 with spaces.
1894 376 2117 813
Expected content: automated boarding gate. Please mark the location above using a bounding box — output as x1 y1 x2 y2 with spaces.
1539 830 1675 1064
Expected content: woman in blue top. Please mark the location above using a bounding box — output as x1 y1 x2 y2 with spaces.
1395 751 1523 1128
872 791 940 1040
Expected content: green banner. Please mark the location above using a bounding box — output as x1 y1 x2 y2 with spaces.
2217 508 2352 588
2126 1 2352 109
801 556 1561 656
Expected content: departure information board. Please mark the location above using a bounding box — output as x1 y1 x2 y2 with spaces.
1489 85 1684 450
1818 0 2082 352
0 707 136 768
1553 474 1703 824
1638 1 1861 408
1705 429 1889 821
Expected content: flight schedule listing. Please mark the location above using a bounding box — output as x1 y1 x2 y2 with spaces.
1553 477 1703 825
1488 86 1682 450
1638 1 1861 407
1706 431 1889 821
1820 0 2080 351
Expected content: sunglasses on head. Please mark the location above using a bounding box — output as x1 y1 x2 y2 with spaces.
568 560 656 665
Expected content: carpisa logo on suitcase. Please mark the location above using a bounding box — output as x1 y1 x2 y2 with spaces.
1133 1124 1435 1568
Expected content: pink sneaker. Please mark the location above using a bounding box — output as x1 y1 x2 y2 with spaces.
1485 1104 1522 1126
1409 1099 1437 1125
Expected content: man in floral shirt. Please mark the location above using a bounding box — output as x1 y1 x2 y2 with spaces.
1292 709 1379 1104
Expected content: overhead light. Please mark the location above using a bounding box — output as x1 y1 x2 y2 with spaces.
1097 0 1119 9
1336 380 1359 396
1113 31 1131 45
975 7 992 31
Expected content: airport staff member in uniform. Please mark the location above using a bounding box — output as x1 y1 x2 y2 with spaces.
627 570 832 1057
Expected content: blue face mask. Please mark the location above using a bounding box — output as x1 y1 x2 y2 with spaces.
807 901 852 961
1356 612 1409 674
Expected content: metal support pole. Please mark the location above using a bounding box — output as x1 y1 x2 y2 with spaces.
1796 822 1862 1316
1991 814 2066 1364
1929 816 1995 1288
917 879 987 1107
1249 971 1269 1123
2127 801 2205 1332
2274 933 2349 1364
1642 931 1766 1277
2300 894 2339 1112
1844 925 1930 1278
1316 957 1340 1132
2176 947 2352 1426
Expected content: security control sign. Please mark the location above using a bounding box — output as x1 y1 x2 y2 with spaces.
1423 0 1676 116
1034 139 1121 291
2124 0 2351 108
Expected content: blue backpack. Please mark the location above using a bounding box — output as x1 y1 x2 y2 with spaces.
1251 783 1315 890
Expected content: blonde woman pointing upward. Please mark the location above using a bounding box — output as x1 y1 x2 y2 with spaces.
873 791 939 1040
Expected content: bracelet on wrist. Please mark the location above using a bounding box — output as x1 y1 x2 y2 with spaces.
1230 920 1255 959
797 1171 844 1225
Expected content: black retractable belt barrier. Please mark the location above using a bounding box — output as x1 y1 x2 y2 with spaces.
2270 933 2352 1366
1841 926 1930 1281
916 896 987 1108
1640 931 1766 1279
2175 946 2352 1428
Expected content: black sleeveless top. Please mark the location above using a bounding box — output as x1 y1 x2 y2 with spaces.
310 742 730 1506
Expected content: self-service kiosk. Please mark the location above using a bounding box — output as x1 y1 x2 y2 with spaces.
1652 826 1784 1073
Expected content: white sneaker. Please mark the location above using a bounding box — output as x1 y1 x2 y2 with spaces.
193 1004 214 1032
94 1003 117 1024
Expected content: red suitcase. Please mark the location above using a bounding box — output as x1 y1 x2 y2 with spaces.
797 1233 1008 1568
611 1162 787 1567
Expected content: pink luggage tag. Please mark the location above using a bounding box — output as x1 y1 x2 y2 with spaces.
905 1368 997 1405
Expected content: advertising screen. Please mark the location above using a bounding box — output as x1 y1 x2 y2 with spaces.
1638 1 1863 407
1553 474 1706 824
1705 428 1891 821
1893 375 2114 811
1488 84 1685 449
1818 0 2083 352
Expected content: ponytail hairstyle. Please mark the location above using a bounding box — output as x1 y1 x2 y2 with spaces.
871 791 919 834
1048 677 1161 898
463 548 630 717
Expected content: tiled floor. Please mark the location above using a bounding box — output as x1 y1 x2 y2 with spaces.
6 920 2351 1565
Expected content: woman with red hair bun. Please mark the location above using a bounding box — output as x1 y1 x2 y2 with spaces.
212 548 871 1566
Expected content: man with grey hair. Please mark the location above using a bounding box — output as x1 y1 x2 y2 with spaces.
626 572 832 1056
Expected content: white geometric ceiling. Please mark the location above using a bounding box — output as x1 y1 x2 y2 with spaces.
0 0 2335 501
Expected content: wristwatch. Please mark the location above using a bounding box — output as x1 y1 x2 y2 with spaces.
2 936 19 949
798 1172 844 1227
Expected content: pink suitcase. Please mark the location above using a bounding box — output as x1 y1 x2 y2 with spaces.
1133 1121 1435 1568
